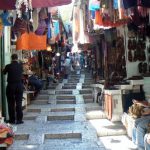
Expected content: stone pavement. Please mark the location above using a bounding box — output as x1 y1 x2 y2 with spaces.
8 70 137 150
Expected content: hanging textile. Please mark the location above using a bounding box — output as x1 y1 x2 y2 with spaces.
54 21 60 36
35 19 47 35
32 9 39 31
0 0 72 10
73 6 80 42
16 32 47 50
0 11 12 26
89 0 100 11
95 10 103 26
0 18 3 38
113 0 118 9
141 0 150 8
123 0 137 9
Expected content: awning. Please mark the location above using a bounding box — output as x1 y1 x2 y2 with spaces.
0 0 72 10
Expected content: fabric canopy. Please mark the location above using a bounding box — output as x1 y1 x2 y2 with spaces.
0 0 72 10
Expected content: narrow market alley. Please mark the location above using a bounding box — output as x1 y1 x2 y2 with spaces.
7 69 137 150
1 0 150 150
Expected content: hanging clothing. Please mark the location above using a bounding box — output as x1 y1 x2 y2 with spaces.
123 0 137 9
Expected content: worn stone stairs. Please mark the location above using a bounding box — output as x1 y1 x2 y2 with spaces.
8 71 106 150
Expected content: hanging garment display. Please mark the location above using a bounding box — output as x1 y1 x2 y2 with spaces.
89 0 100 11
0 18 3 38
141 0 150 8
0 11 12 26
123 0 137 9
12 18 28 35
16 32 47 50
32 9 39 31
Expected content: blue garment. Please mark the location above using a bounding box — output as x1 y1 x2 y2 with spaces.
89 0 100 11
144 134 150 150
28 75 43 91
0 11 12 26
113 0 118 9
132 116 150 149
54 21 60 36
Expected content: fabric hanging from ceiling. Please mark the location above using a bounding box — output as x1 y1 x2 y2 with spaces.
16 32 47 50
0 0 72 10
89 0 100 11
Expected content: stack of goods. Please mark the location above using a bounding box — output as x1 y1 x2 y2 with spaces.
0 123 14 147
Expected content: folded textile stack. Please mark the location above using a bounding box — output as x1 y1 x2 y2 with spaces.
0 123 14 147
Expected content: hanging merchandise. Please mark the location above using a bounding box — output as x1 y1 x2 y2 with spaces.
0 18 3 38
0 11 12 26
0 123 14 147
15 0 32 20
35 8 48 35
32 9 39 31
54 21 60 36
141 0 150 8
16 32 47 50
123 0 137 9
113 0 118 9
89 0 100 11
12 18 28 35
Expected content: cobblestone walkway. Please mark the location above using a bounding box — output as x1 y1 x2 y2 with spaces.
8 71 106 150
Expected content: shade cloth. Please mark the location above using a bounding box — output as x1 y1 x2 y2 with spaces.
0 0 72 10
16 32 47 50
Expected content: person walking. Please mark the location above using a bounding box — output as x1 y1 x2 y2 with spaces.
3 54 24 124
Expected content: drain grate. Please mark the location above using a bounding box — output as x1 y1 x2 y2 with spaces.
45 133 81 139
47 115 74 121
15 134 29 140
51 108 75 112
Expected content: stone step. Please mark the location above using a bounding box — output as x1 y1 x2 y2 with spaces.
31 100 48 105
56 95 75 100
40 90 48 94
47 115 74 121
84 99 93 103
15 134 29 140
47 86 57 89
83 95 93 100
82 85 92 89
8 141 102 150
64 83 77 86
89 119 126 137
80 90 92 94
62 86 76 89
86 110 106 120
55 90 73 95
36 95 49 100
45 132 81 139
57 100 76 104
51 108 75 112
27 108 41 112
23 116 37 120
99 135 138 150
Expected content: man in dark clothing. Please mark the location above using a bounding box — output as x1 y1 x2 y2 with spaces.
3 54 24 124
